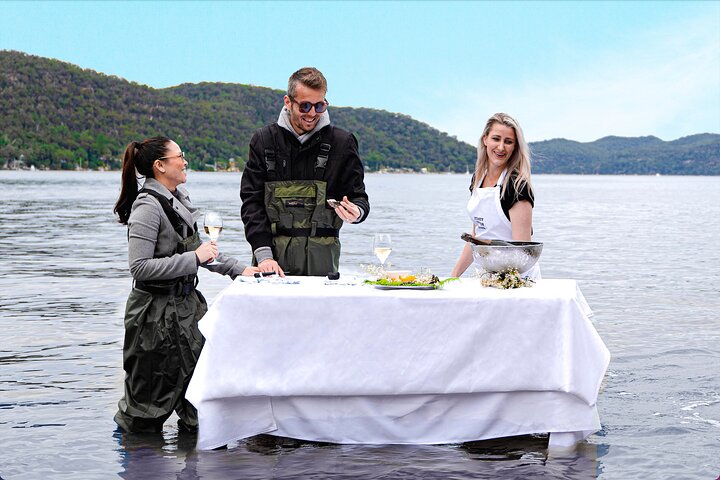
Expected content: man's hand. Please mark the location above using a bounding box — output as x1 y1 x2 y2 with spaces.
334 195 361 223
258 258 286 277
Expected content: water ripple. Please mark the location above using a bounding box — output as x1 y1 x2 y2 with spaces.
1 171 719 479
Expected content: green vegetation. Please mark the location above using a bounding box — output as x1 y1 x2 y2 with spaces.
532 135 719 175
0 51 473 172
1 50 718 174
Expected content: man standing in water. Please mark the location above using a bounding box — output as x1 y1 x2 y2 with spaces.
240 67 370 276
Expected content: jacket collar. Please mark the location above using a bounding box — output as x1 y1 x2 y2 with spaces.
142 178 198 228
277 106 331 144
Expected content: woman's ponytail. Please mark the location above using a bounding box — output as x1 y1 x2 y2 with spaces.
113 136 171 224
114 142 141 224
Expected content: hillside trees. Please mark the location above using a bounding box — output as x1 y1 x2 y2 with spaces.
1 50 718 175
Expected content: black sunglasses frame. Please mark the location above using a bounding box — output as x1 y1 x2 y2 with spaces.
290 97 328 114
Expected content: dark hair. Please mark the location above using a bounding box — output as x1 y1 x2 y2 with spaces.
288 67 327 98
113 136 171 224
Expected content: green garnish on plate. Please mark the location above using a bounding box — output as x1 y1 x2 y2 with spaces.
364 277 458 289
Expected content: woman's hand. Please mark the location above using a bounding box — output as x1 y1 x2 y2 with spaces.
195 241 219 264
333 195 361 223
241 266 262 276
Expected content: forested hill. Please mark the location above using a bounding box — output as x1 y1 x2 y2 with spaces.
531 134 719 175
1 50 719 175
0 51 471 172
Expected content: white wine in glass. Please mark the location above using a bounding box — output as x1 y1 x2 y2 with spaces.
203 211 223 265
373 234 392 266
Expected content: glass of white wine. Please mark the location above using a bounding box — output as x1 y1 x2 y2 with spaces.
373 233 392 267
203 211 223 265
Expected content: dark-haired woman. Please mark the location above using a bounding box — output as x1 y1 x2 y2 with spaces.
113 136 259 433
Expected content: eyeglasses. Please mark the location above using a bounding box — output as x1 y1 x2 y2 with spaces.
157 151 185 161
289 97 328 114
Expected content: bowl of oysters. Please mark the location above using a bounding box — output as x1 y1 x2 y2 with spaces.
462 233 543 273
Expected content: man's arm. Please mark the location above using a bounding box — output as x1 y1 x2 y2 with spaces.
337 133 370 223
240 131 274 255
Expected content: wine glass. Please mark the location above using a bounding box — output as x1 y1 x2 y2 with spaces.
203 211 223 265
373 234 392 267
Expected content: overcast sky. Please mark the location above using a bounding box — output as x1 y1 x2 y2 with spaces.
2 0 719 144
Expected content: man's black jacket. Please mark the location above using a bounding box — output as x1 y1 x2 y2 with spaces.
240 123 370 252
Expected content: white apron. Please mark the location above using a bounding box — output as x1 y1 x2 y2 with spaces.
467 170 541 279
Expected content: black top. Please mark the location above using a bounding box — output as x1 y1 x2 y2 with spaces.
240 123 370 251
469 173 534 220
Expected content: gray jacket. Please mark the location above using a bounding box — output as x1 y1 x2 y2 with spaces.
127 178 247 281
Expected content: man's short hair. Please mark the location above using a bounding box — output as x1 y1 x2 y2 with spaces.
288 67 327 98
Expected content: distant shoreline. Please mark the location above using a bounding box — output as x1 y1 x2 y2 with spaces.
3 50 718 176
2 168 717 177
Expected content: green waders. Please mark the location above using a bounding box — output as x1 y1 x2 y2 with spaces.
114 192 206 433
264 179 343 276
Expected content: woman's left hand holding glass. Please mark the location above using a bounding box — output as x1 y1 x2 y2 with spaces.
195 241 219 264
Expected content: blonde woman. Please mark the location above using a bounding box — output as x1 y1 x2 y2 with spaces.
451 113 539 278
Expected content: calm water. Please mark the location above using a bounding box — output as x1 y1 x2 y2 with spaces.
0 171 718 479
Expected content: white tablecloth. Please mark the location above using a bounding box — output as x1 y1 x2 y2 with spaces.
186 277 609 450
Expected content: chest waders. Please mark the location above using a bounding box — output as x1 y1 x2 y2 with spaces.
262 126 343 276
114 189 207 434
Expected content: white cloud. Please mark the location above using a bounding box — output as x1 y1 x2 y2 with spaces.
430 13 720 143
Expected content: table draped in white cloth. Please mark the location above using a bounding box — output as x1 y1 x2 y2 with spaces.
186 277 610 451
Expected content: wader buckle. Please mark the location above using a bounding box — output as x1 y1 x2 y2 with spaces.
179 283 194 297
264 148 276 174
177 275 197 296
315 143 331 169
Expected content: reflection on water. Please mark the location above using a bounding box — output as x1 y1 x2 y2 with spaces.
1 171 719 479
113 432 604 480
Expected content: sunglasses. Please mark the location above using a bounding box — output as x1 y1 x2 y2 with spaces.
157 151 185 161
290 97 328 114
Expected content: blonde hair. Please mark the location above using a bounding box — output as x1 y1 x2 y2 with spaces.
473 113 533 200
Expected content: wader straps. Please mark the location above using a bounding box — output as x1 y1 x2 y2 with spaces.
261 125 278 181
136 188 198 292
139 188 184 234
313 126 333 179
275 227 340 237
135 276 198 297
314 142 331 180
